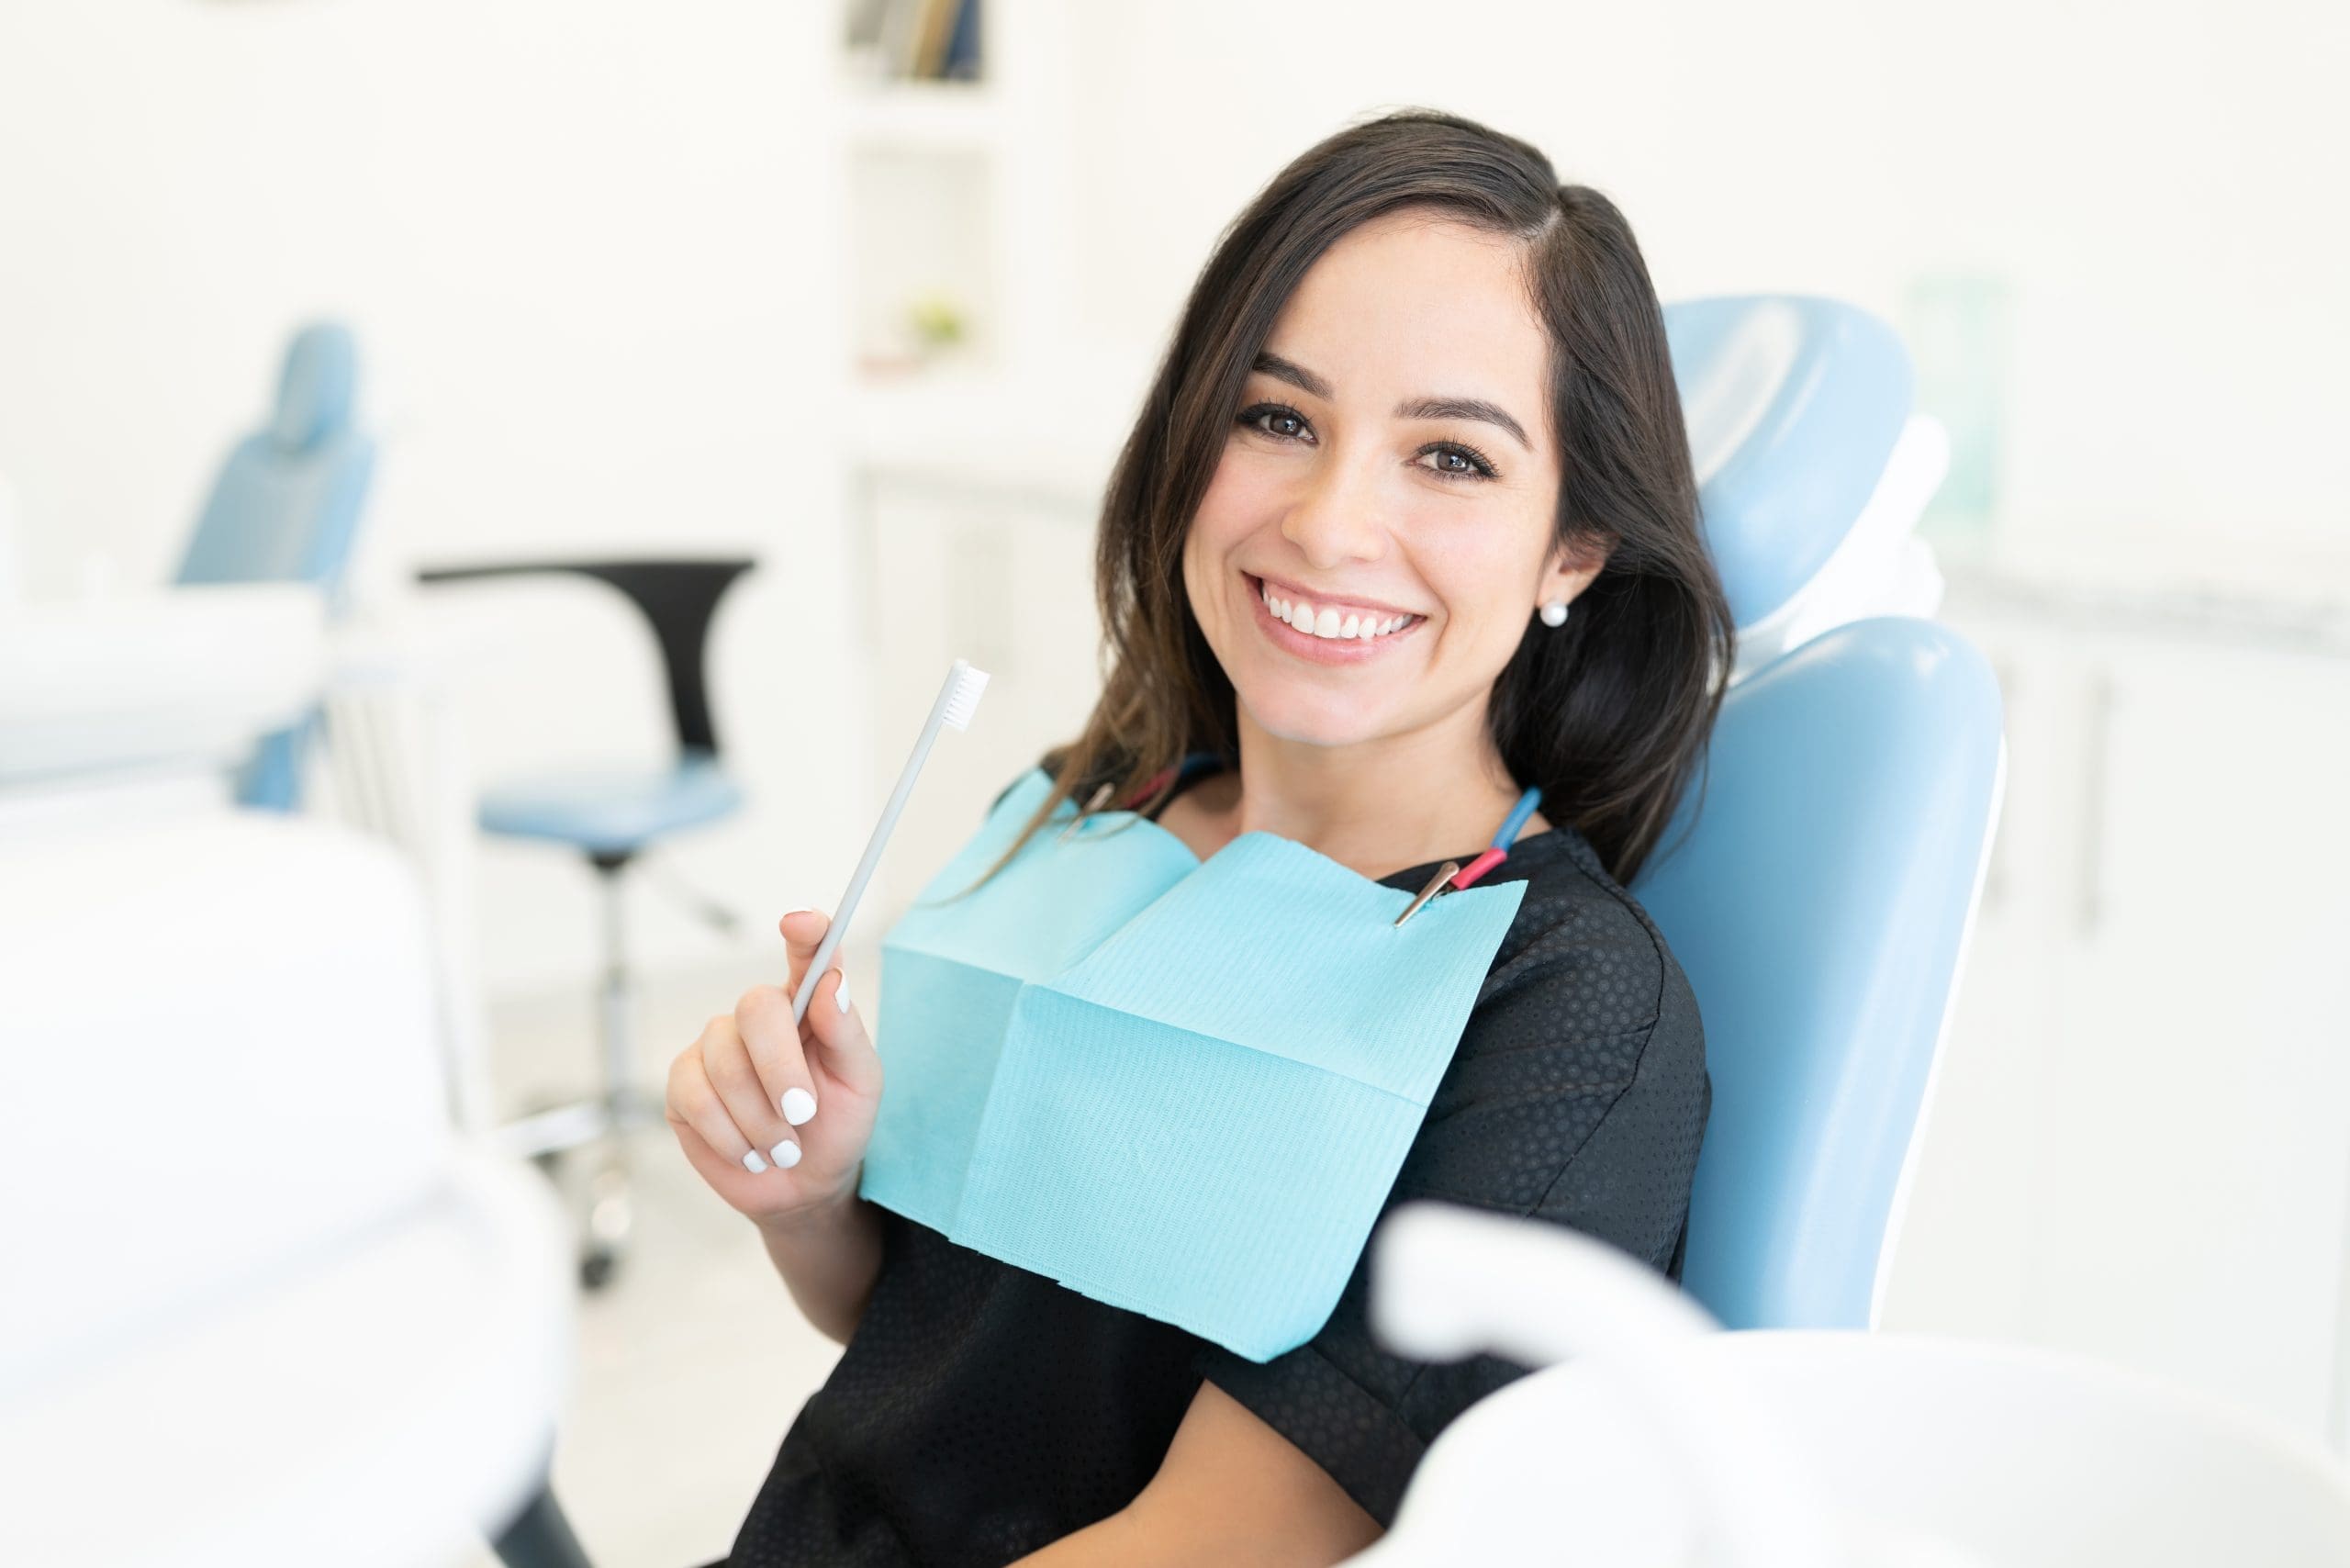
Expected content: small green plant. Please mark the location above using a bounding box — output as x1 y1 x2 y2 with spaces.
907 290 968 353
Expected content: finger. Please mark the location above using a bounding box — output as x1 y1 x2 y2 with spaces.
800 966 882 1101
672 1025 779 1174
733 983 821 1137
778 908 831 1000
706 999 801 1166
666 1089 747 1194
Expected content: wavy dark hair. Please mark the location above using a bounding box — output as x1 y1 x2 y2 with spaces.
962 106 1731 896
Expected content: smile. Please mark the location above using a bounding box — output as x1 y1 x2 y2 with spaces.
1246 573 1425 664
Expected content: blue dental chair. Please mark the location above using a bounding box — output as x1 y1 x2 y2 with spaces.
175 320 376 808
1632 295 2006 1331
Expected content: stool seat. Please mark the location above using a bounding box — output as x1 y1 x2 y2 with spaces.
479 756 742 857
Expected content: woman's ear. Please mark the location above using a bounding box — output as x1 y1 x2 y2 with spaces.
1538 536 1611 610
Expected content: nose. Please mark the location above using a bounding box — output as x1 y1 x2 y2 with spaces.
1279 446 1390 572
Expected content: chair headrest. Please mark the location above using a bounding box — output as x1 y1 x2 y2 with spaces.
1662 296 1914 629
269 322 358 454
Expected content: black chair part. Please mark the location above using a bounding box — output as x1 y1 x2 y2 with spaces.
418 558 755 755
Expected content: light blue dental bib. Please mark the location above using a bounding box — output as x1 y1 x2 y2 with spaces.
861 766 1528 1361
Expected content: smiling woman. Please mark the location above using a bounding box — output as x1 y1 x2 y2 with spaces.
973 113 1733 893
693 107 1728 1568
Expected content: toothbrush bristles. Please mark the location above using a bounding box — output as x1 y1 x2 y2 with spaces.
941 665 990 731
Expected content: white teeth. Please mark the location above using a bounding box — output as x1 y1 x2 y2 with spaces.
1260 579 1415 642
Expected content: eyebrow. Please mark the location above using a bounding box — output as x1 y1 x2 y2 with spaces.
1251 351 1533 453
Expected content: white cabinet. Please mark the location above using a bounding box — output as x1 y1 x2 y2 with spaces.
1890 580 2350 1454
2034 636 2350 1446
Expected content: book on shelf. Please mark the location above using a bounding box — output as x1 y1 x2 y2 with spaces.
845 0 982 84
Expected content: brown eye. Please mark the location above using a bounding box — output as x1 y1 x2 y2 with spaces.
1417 440 1500 481
1237 403 1313 442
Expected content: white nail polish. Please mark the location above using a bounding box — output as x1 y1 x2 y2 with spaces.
770 1138 801 1169
781 1086 817 1125
742 1149 767 1173
835 972 851 1014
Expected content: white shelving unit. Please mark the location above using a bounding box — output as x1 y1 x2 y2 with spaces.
828 0 1126 922
831 0 1080 387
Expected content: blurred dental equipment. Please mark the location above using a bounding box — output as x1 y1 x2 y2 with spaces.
175 320 377 810
1350 1202 2350 1567
0 318 566 1567
0 577 572 1568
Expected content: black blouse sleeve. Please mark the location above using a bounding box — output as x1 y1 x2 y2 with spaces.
1190 901 1712 1528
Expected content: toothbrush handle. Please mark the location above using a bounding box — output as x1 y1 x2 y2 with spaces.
790 661 968 1025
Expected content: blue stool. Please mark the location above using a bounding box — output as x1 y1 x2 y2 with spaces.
419 558 755 1293
176 320 375 809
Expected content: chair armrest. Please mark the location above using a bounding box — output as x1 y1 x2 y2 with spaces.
417 558 755 756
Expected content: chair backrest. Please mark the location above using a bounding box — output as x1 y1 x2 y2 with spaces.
176 321 375 809
1634 297 2006 1331
178 320 374 599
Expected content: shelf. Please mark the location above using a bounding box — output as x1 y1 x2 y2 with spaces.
839 79 1002 153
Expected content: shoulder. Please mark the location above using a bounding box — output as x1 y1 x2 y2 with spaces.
1477 827 1699 1055
1402 829 1708 1230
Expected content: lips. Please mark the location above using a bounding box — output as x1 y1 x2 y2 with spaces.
1244 572 1424 664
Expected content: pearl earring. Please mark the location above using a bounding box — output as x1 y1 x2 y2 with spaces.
1539 599 1570 627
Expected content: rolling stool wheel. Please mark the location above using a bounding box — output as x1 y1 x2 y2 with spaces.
578 1156 633 1292
515 1109 635 1294
578 1246 621 1292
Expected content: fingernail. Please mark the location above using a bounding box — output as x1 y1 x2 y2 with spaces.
770 1138 801 1169
781 1086 817 1125
834 971 851 1014
742 1149 768 1173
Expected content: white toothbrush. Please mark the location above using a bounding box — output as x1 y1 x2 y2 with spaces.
790 657 990 1025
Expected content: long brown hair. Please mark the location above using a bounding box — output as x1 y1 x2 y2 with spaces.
964 107 1730 896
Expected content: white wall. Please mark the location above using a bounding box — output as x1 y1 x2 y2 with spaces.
1061 0 2350 593
4 0 2344 1005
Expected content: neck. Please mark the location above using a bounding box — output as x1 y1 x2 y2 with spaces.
1216 700 1529 880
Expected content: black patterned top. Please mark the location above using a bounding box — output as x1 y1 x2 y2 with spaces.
709 763 1710 1568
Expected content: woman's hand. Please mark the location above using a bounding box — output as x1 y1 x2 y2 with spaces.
665 909 885 1228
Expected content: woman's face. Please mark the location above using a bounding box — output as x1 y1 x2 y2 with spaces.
1182 207 1602 754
